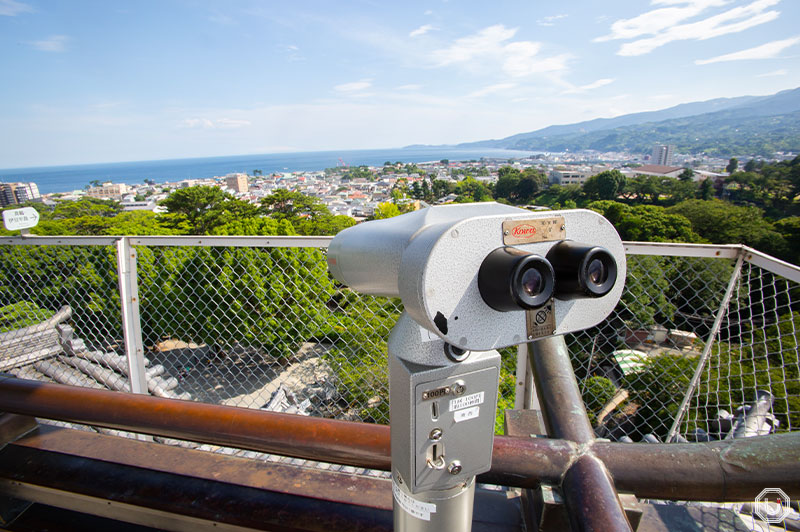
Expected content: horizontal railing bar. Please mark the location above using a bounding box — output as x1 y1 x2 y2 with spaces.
0 236 121 246
623 241 741 259
130 235 334 248
0 235 334 248
742 245 800 284
1 377 798 501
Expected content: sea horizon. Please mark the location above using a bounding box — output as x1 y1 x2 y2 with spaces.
0 147 538 196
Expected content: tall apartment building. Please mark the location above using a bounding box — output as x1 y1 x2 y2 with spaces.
651 144 675 166
0 182 41 207
226 173 249 194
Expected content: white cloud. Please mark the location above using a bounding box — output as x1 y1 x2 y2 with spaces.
409 24 436 38
467 83 517 98
0 0 32 16
563 78 616 94
596 0 728 42
432 25 517 66
29 35 69 52
695 36 800 64
334 79 373 93
396 84 422 91
581 78 616 90
179 118 251 129
180 118 215 129
757 68 788 76
216 118 251 129
537 14 568 27
431 24 570 78
597 0 782 56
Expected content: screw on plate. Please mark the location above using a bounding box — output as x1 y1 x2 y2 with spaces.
448 461 462 475
429 428 443 441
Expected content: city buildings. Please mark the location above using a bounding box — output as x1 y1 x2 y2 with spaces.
86 182 131 201
0 182 41 207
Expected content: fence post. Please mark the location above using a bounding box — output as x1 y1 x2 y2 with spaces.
116 237 148 394
666 249 746 441
514 343 542 411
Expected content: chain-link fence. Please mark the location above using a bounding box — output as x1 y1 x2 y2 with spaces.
0 237 798 445
569 247 800 444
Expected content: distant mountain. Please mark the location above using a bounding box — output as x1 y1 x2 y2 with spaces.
453 87 800 156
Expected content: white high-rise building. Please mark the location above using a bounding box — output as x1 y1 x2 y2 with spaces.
651 145 675 166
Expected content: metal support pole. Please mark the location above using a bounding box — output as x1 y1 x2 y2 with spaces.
529 336 633 532
666 250 745 440
115 237 148 394
388 313 501 532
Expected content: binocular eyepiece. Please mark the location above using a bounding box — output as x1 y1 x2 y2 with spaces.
478 241 618 312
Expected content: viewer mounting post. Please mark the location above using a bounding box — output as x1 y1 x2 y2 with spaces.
328 202 628 531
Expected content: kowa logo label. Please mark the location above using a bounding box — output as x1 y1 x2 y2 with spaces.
511 224 537 238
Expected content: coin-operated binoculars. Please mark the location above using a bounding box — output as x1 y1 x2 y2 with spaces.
328 203 625 531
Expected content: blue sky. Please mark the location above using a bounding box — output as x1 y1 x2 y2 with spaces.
1 0 799 168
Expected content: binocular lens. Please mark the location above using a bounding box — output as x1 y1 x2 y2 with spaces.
546 241 617 298
587 258 607 286
521 267 544 298
478 247 555 312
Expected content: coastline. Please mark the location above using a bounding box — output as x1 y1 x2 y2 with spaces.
0 147 539 196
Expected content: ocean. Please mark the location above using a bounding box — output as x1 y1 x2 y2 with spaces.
0 148 537 195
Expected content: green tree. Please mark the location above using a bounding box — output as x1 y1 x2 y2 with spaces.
667 200 787 258
726 158 738 174
159 186 257 234
583 170 626 200
587 201 701 242
455 176 492 203
517 168 547 203
52 198 121 219
260 189 327 220
698 178 715 200
372 202 402 219
495 167 521 202
144 217 337 360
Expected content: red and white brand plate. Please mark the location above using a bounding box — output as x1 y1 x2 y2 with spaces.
502 216 565 245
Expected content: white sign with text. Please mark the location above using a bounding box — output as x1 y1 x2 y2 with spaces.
3 207 40 231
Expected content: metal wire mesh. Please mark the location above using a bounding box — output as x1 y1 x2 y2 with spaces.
0 243 130 395
135 244 399 424
571 252 800 444
0 239 797 445
682 262 800 440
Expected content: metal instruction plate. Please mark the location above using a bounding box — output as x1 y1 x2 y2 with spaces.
526 300 556 339
502 216 565 245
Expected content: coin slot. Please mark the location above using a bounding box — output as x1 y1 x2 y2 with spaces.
426 443 445 469
431 401 439 421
